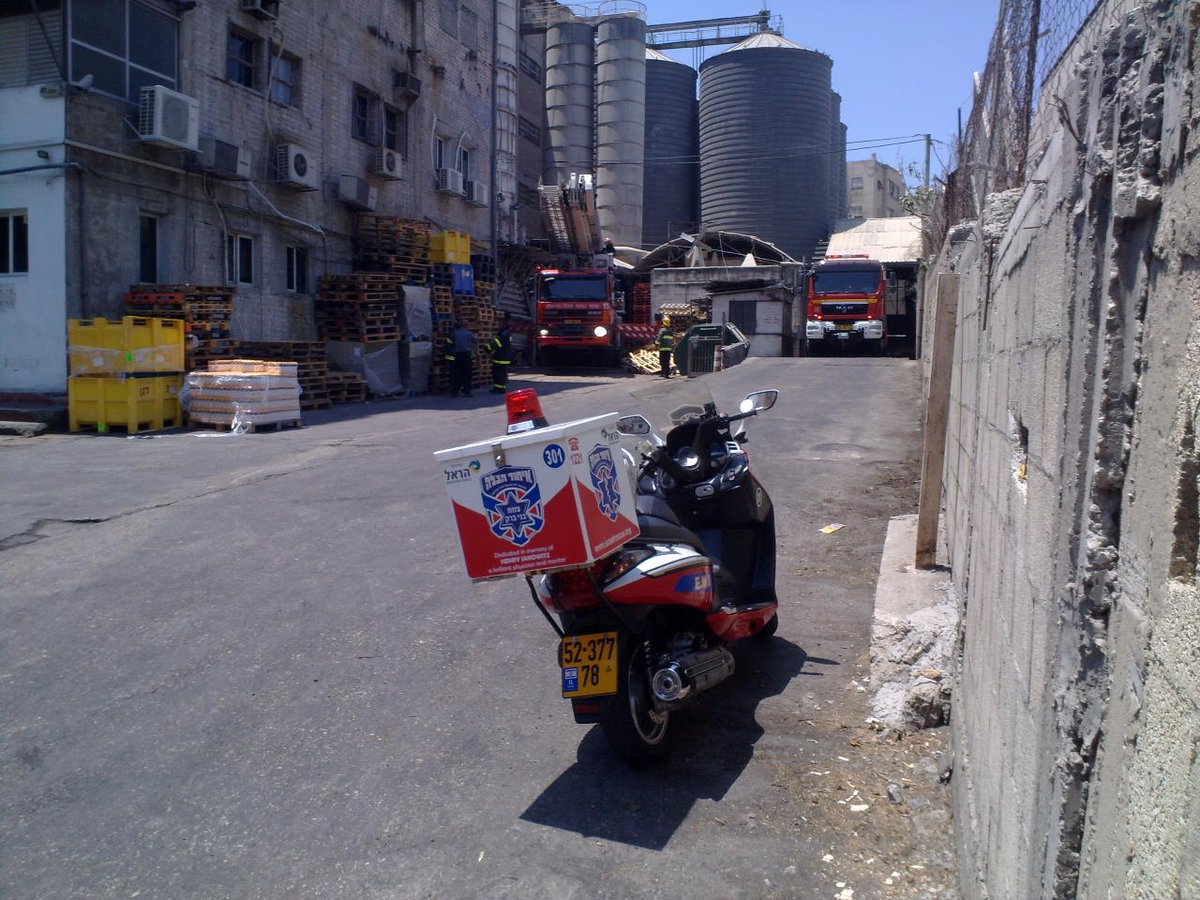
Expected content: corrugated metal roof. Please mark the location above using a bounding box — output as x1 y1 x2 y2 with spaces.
826 216 923 263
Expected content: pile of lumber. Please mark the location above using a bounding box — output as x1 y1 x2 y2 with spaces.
625 348 675 376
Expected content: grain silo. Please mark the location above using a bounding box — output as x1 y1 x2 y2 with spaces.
698 33 836 261
642 47 699 249
594 12 646 248
830 92 847 220
544 19 596 186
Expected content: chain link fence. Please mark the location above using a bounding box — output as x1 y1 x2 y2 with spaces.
940 0 1103 238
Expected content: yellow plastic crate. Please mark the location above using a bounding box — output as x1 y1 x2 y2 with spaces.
68 375 183 433
68 316 185 375
430 230 471 264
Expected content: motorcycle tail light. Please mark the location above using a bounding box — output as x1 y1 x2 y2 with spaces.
544 566 601 611
602 546 655 584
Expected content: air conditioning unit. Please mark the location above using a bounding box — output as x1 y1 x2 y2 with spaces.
198 136 252 180
437 168 464 195
373 147 402 180
393 71 422 99
240 0 280 20
137 85 200 151
338 175 378 211
275 143 320 190
465 180 490 207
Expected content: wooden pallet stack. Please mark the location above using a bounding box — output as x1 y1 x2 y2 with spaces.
325 371 369 404
237 341 330 410
315 273 403 342
187 360 302 432
125 285 238 371
353 215 432 283
429 262 499 394
632 282 652 324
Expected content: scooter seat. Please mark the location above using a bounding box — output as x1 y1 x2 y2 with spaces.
636 512 704 548
635 492 704 547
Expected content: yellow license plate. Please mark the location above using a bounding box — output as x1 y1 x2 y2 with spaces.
836 324 853 331
560 632 618 698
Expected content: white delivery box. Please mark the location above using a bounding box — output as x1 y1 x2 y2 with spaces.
434 413 640 580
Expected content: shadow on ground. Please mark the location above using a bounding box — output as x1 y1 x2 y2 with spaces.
520 636 836 850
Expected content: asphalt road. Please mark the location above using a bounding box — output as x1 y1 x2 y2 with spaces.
0 357 949 900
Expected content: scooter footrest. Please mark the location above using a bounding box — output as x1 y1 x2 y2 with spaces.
719 600 775 615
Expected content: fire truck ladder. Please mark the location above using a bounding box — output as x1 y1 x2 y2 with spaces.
539 176 603 257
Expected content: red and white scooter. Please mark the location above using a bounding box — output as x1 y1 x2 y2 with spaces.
514 381 780 761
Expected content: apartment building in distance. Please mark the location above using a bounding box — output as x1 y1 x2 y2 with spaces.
846 155 907 220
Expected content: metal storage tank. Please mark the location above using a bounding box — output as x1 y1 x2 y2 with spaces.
830 92 847 220
544 19 595 186
698 33 836 261
594 12 646 248
642 47 699 249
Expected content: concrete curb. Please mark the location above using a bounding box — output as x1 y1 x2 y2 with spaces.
870 514 957 730
0 420 50 437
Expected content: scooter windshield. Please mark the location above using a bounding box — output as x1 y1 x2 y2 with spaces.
629 378 716 438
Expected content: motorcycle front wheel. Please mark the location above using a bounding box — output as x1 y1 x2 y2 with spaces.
602 637 671 762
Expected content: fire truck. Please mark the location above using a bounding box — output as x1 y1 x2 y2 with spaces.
804 254 893 353
530 174 625 367
530 267 623 367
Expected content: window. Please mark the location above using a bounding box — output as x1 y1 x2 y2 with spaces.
458 147 471 181
269 49 299 106
849 176 863 190
286 246 308 293
139 214 158 283
0 4 64 89
70 0 179 102
460 6 478 50
226 233 254 285
518 115 540 146
435 137 447 171
0 211 29 274
728 300 757 334
438 0 457 36
519 51 542 83
383 105 405 152
227 30 256 88
352 85 378 142
849 205 863 218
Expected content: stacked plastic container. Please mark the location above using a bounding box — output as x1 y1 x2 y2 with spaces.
67 317 185 433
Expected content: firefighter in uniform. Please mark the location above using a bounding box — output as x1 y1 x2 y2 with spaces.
656 313 674 378
485 317 513 394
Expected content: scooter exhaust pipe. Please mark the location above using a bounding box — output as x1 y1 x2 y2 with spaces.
651 647 736 704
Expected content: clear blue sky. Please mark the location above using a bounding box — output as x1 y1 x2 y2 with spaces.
646 0 1000 185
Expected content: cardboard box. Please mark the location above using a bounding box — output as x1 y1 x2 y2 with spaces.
434 413 640 580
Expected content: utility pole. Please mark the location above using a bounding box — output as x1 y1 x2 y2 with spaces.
924 134 932 189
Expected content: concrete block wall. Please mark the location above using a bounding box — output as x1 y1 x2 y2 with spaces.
932 1 1200 896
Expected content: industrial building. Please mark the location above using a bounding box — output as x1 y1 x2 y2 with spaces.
0 0 850 399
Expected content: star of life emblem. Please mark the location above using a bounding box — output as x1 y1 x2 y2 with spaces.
481 466 545 546
588 445 621 522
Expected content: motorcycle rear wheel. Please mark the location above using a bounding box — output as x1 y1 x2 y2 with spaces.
602 638 671 762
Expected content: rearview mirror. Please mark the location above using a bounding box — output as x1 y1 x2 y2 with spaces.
738 390 778 414
616 414 652 436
